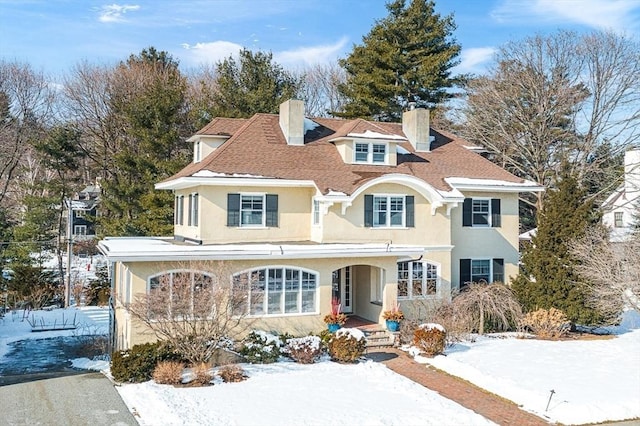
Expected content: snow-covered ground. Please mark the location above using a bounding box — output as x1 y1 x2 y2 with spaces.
2 307 639 425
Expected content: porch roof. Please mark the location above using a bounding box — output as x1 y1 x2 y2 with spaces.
97 237 450 262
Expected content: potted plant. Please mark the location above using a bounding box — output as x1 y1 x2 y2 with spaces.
382 304 404 332
324 298 347 332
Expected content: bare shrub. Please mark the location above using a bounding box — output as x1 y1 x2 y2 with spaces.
572 227 640 322
153 361 184 385
283 336 323 364
522 308 571 339
128 261 256 364
412 324 446 357
218 364 247 383
190 362 213 386
452 282 523 335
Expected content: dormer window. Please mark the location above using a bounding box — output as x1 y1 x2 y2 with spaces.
354 142 387 164
194 140 201 163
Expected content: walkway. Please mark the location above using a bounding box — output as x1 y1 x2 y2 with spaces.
368 348 550 426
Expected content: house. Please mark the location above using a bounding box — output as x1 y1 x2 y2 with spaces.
68 182 100 240
98 100 543 350
602 148 640 242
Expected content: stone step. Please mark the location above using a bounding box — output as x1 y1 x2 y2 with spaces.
361 327 398 348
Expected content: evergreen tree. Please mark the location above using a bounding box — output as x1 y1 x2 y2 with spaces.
337 0 461 121
204 49 301 121
99 47 190 236
512 170 604 324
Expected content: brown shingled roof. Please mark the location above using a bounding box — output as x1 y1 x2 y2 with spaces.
165 113 524 195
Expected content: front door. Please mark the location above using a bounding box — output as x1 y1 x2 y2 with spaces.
332 267 353 314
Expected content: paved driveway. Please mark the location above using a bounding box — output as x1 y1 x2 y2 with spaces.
0 372 138 425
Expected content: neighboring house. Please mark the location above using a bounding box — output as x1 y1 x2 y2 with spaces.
602 148 640 242
68 183 100 240
98 100 543 350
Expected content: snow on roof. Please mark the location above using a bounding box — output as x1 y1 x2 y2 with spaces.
191 170 272 178
346 130 406 140
98 237 431 262
396 145 411 155
303 117 319 134
446 177 544 191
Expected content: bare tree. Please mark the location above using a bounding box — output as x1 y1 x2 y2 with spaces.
460 30 639 210
572 227 640 322
297 63 347 117
0 60 56 211
127 262 255 364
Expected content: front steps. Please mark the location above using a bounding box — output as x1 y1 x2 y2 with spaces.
361 326 399 350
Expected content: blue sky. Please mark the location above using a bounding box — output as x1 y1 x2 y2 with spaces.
1 0 639 76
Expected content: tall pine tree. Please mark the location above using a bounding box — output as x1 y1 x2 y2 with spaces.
337 0 461 121
512 169 604 325
99 47 190 236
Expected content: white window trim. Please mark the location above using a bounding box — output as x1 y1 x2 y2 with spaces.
194 140 201 163
75 210 85 218
397 260 440 299
312 199 322 226
353 141 389 165
73 224 87 236
614 211 624 228
471 197 492 228
233 265 319 317
188 193 199 227
240 193 266 228
373 194 407 228
469 258 492 284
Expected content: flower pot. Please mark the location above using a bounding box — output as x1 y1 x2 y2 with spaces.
327 323 341 333
386 320 400 332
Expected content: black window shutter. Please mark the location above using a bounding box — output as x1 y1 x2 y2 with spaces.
460 259 471 290
493 258 504 283
491 199 501 228
462 198 472 227
364 195 373 227
405 196 414 227
266 194 278 227
227 193 240 226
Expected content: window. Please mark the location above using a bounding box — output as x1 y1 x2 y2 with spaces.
460 258 504 289
75 210 84 219
73 225 87 236
364 195 414 228
462 198 501 228
148 271 214 317
354 142 387 164
397 261 439 298
227 193 278 227
194 141 201 163
313 199 321 225
614 212 624 228
233 267 317 316
355 143 369 162
175 195 184 225
188 193 199 226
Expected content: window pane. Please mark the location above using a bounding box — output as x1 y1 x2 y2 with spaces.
472 199 490 226
425 263 437 295
301 272 316 313
390 197 404 226
471 260 490 283
250 270 266 315
267 268 283 314
372 144 385 163
397 262 409 297
241 195 264 225
373 196 387 227
355 143 368 162
411 262 423 297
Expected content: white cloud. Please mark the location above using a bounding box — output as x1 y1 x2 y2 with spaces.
98 4 141 23
180 41 244 66
491 0 640 31
453 47 496 74
274 37 349 67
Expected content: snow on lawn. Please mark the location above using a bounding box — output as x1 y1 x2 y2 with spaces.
116 360 496 426
415 314 640 425
0 306 109 359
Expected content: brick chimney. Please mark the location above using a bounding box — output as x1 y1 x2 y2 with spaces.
402 107 431 152
279 99 305 146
